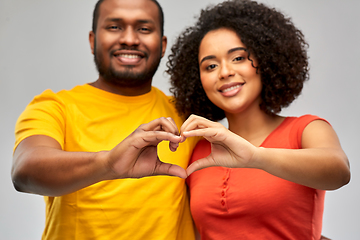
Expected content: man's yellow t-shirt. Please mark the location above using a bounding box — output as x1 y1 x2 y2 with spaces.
15 84 197 240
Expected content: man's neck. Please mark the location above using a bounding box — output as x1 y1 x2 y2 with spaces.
90 78 152 96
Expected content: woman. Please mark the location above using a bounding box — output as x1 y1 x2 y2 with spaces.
166 0 350 239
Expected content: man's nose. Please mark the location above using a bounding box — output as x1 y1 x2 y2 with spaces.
119 27 140 46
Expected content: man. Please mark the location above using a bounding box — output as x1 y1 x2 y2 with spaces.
11 0 197 239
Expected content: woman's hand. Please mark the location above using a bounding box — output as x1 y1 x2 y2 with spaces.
181 115 350 190
180 114 257 175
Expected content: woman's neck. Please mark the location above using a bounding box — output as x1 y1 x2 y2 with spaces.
226 108 285 146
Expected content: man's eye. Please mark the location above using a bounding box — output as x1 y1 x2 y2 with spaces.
139 27 151 32
108 26 119 30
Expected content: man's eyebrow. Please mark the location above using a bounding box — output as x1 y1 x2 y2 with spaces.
137 19 155 24
104 18 155 24
104 18 122 22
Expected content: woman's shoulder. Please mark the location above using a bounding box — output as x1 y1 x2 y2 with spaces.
282 114 329 128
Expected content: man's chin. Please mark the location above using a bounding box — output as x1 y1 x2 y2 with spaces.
100 70 151 87
94 56 160 87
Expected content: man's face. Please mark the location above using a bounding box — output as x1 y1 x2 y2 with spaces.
90 0 167 88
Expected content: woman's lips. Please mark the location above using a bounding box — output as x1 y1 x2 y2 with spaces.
219 83 244 97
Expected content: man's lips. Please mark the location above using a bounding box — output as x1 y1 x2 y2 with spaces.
117 54 141 59
112 50 146 64
112 49 146 57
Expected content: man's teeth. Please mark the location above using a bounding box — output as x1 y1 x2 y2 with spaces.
222 85 241 93
118 54 141 59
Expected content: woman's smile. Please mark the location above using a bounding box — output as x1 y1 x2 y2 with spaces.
198 28 262 114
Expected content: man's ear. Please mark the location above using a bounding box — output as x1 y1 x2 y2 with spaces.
89 31 95 55
161 36 167 58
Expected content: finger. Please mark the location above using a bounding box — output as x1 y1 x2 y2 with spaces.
157 117 179 136
179 135 187 143
153 161 187 179
165 117 180 151
169 141 179 152
180 115 216 134
182 128 224 141
147 131 179 152
166 117 180 135
131 131 181 149
142 117 179 135
186 157 217 176
180 114 201 133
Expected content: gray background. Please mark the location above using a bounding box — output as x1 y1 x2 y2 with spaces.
1 0 359 239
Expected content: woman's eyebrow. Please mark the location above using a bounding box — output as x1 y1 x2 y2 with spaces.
228 47 247 54
199 55 216 65
200 47 247 64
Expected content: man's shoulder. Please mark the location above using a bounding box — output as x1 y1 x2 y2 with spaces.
24 84 88 111
152 87 176 107
35 84 86 97
152 87 171 98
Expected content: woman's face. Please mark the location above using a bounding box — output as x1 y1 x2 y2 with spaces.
198 28 262 115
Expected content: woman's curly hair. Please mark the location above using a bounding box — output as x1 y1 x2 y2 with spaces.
166 0 309 121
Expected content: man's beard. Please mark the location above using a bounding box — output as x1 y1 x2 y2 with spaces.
93 41 162 88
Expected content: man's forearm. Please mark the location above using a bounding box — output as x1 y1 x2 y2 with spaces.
12 136 109 196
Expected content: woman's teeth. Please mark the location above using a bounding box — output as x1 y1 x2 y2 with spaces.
222 85 241 93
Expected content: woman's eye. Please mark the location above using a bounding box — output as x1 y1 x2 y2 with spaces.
234 56 244 62
206 64 217 70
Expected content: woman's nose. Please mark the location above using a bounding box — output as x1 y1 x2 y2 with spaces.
219 62 235 80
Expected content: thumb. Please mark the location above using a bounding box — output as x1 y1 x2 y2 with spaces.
186 157 216 176
154 162 187 179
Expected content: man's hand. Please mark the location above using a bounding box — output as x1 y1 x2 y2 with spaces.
102 117 187 179
12 117 186 196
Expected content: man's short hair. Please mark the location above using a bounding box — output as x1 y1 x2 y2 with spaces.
92 0 164 36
